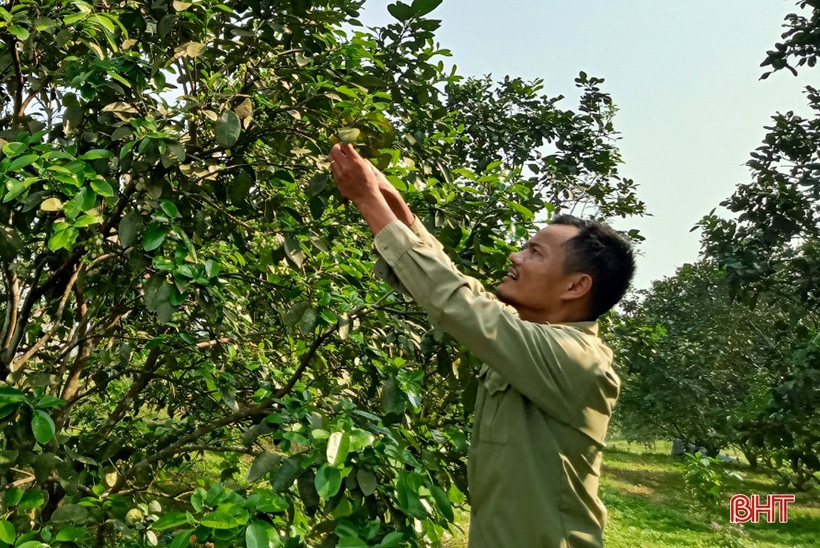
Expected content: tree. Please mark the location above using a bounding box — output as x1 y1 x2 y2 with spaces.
0 0 644 546
697 0 820 490
609 262 788 457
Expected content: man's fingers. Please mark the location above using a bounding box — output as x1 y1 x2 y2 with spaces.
340 143 360 159
330 143 348 163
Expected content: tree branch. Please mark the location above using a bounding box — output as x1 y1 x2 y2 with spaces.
9 263 82 376
93 345 164 442
0 256 46 368
273 326 336 399
7 34 24 129
56 283 93 429
177 445 258 456
1 264 19 353
107 290 394 494
109 403 276 494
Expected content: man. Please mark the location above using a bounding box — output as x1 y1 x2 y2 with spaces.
329 143 635 548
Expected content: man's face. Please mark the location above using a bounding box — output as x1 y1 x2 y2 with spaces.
496 223 582 320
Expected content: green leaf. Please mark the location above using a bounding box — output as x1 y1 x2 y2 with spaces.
119 211 142 247
307 172 328 195
79 149 114 160
2 142 26 157
18 490 45 510
205 259 220 278
326 432 350 466
411 0 443 17
216 110 241 148
51 503 89 524
200 511 238 530
8 154 38 171
270 457 302 493
153 284 175 324
65 186 96 219
396 473 426 519
300 306 318 335
315 464 342 500
111 126 132 141
48 225 78 251
387 1 413 21
0 226 24 261
377 532 405 548
74 214 101 227
31 410 55 444
386 175 407 191
430 484 454 521
16 542 45 548
507 201 534 220
160 199 179 219
284 301 310 327
357 469 377 496
143 223 168 251
284 236 304 269
380 377 406 417
152 257 174 271
0 404 16 420
337 127 360 144
245 520 269 548
168 530 193 548
9 25 29 41
55 527 88 541
247 451 283 483
90 178 115 197
0 520 15 544
34 17 57 31
151 512 189 531
3 487 22 507
0 386 26 404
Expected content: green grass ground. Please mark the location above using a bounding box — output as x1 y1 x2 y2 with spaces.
442 440 820 547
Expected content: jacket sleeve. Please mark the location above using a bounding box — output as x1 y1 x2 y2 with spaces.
374 216 496 300
373 220 617 427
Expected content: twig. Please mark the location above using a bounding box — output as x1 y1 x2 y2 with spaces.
177 445 258 455
8 34 24 129
10 264 83 375
93 345 164 442
1 265 20 350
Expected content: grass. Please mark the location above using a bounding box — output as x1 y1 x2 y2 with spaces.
441 440 820 547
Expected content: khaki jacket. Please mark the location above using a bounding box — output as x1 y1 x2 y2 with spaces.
374 219 619 548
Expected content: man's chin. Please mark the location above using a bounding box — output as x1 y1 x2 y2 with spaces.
495 285 515 305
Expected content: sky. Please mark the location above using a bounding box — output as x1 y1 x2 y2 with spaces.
358 0 814 289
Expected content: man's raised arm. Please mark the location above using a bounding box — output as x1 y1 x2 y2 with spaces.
331 145 496 299
328 144 611 432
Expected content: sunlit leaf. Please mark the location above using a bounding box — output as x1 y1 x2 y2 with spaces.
216 110 241 148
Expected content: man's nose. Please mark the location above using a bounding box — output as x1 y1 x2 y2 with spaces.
509 251 523 265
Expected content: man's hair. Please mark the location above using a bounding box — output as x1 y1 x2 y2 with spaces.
551 214 636 320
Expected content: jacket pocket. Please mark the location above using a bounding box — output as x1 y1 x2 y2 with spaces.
478 366 511 444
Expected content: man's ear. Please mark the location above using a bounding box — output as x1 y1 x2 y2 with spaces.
566 273 593 300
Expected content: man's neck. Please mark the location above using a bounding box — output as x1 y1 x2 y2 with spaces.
516 306 590 325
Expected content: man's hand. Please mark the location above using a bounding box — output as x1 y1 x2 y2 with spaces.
328 143 398 235
329 143 415 226
329 143 381 205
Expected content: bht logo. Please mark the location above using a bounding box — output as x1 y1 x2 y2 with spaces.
730 494 795 523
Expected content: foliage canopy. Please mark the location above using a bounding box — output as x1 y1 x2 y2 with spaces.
0 0 643 546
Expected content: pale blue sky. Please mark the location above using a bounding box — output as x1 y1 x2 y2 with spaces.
360 0 813 288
